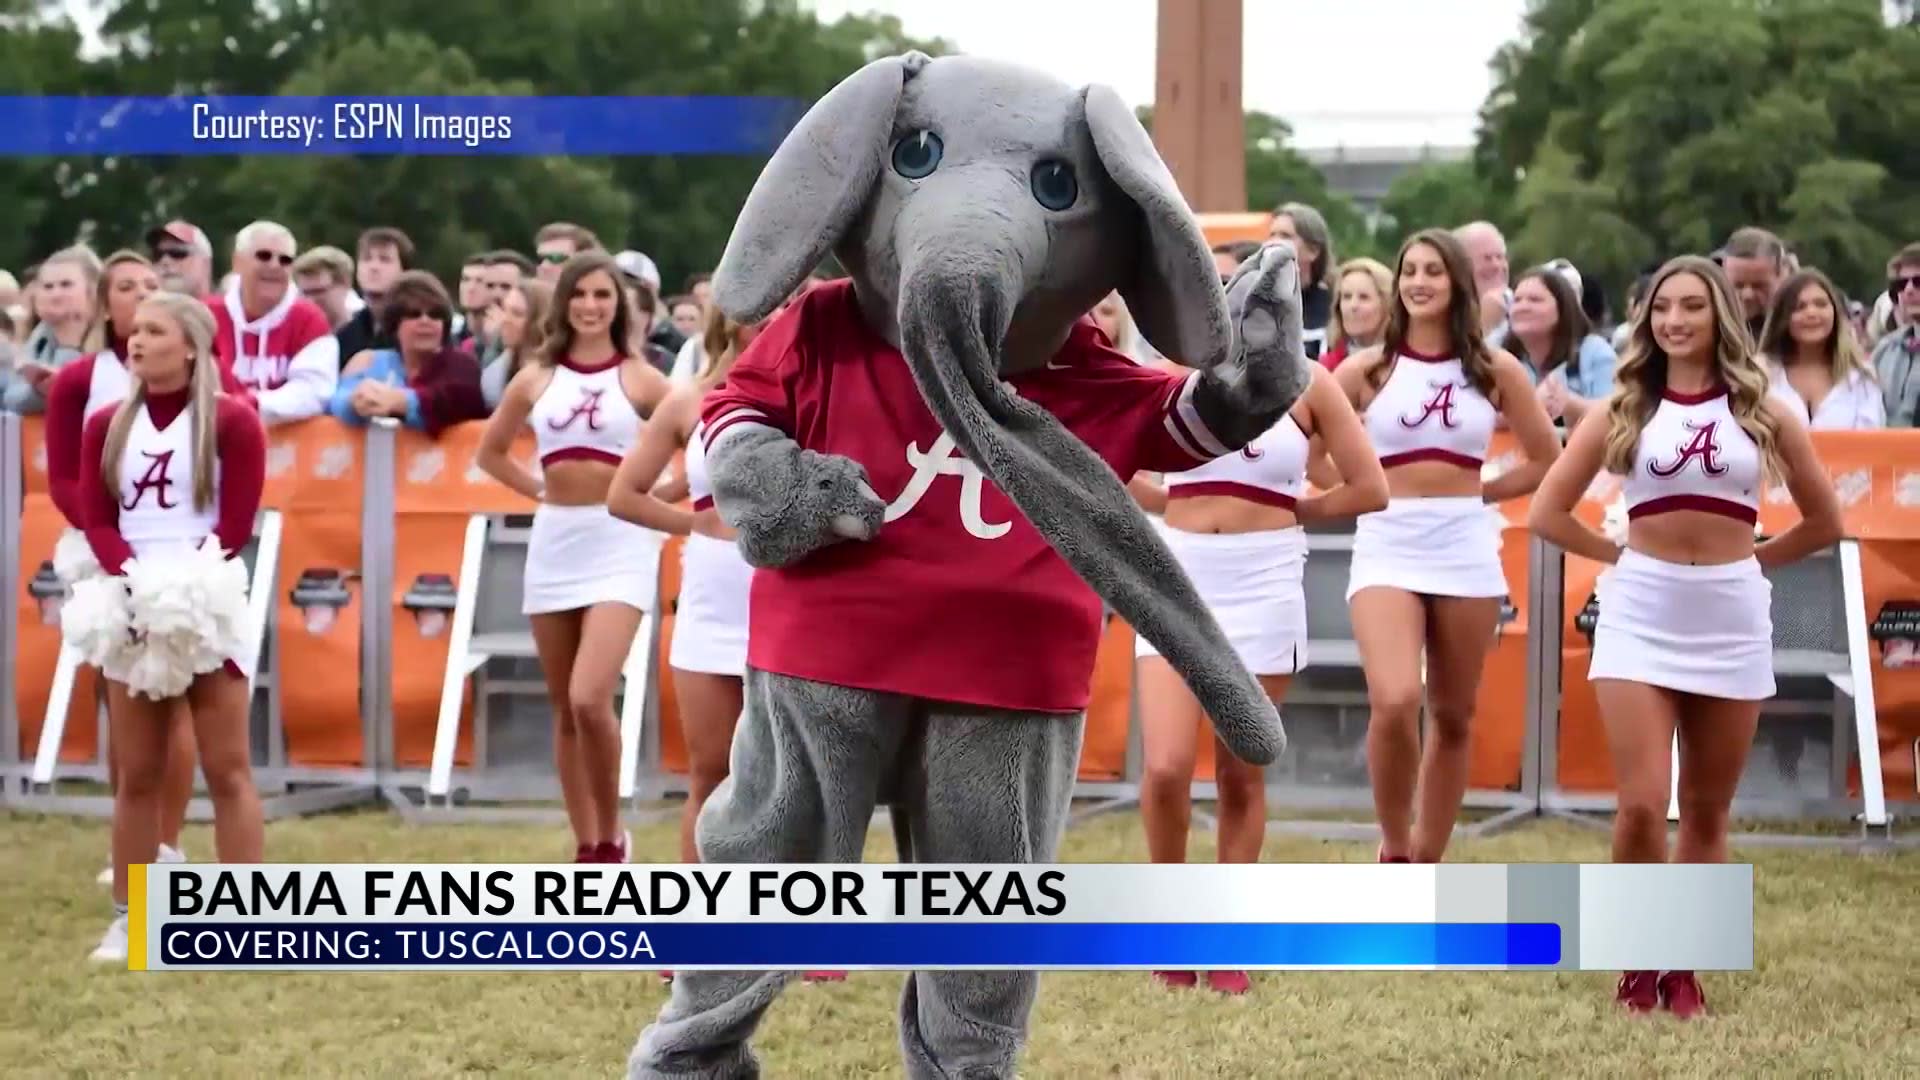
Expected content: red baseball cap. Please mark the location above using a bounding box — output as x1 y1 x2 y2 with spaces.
145 220 211 256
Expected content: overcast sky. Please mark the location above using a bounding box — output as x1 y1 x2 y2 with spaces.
808 0 1529 149
61 0 1530 149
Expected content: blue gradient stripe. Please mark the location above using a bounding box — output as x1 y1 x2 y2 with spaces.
0 96 809 156
157 922 1561 968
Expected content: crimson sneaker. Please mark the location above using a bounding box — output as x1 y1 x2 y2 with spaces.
1377 845 1410 864
1152 970 1198 989
1615 970 1660 1013
1659 970 1708 1019
659 971 674 982
802 970 846 983
1205 970 1251 995
573 843 595 864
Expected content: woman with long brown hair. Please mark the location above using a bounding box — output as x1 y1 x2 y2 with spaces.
1757 267 1884 429
1529 256 1840 1017
1330 228 1560 864
1132 358 1387 996
72 291 267 962
476 251 673 863
478 277 553 410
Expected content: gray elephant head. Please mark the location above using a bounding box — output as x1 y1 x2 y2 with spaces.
712 52 1283 764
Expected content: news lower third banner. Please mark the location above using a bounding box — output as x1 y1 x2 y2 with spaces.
128 864 1753 973
0 97 809 156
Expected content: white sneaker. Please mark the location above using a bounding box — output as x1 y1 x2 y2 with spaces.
90 915 129 964
157 844 187 864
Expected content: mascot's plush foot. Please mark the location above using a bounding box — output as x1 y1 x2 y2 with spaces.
1152 971 1198 990
802 971 846 983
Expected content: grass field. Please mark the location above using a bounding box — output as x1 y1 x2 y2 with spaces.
3 808 1917 1078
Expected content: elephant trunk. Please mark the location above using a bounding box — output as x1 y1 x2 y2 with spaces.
895 252 1284 766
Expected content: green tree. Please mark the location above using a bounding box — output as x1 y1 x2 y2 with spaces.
1241 112 1380 264
0 0 100 270
1473 0 1917 298
218 33 634 285
1378 161 1502 247
1138 105 1379 263
43 0 950 289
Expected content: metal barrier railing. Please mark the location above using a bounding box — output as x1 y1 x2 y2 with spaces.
3 413 1909 848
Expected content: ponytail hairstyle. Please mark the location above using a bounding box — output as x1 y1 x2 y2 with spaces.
1603 256 1781 481
1368 228 1497 399
100 291 221 512
696 301 753 392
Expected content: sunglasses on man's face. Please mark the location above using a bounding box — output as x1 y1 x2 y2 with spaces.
1891 274 1920 296
538 251 570 265
253 250 294 267
154 246 192 261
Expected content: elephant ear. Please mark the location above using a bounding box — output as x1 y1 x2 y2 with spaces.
1081 84 1233 370
712 52 931 323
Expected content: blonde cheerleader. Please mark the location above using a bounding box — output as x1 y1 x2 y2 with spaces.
67 291 266 963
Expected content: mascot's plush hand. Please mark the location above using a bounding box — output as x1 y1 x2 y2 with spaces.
1219 241 1312 418
718 430 887 569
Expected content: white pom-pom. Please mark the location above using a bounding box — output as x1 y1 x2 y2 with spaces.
119 541 253 699
53 529 102 586
61 575 135 674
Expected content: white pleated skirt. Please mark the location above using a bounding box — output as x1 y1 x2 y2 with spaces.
1137 525 1309 676
1588 549 1775 700
522 503 664 616
668 532 753 676
1347 496 1508 601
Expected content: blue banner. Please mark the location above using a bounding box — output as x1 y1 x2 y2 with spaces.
0 96 810 156
155 921 1562 969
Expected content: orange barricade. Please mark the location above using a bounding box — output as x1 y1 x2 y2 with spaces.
12 415 104 764
266 419 367 768
389 423 538 770
1553 429 1920 801
1080 617 1135 782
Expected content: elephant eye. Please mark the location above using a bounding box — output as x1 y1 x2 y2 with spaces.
891 131 943 180
1030 159 1078 211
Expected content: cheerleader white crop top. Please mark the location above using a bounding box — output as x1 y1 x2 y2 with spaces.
1622 386 1762 524
529 356 641 467
116 400 220 552
1163 412 1308 510
1363 351 1497 469
686 420 715 511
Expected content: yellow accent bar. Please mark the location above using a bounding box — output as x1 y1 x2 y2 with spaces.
128 864 147 971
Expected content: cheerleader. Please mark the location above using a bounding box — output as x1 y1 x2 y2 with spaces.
607 304 760 859
1528 256 1840 1018
477 252 672 864
72 291 267 962
608 304 848 985
1330 228 1560 864
1133 362 1387 995
45 252 195 879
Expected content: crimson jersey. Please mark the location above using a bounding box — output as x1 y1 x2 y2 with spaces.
701 280 1233 713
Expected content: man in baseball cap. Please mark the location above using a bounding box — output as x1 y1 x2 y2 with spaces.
613 249 661 294
613 249 686 360
145 220 215 297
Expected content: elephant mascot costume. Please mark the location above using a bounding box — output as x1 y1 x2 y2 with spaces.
630 51 1312 1079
